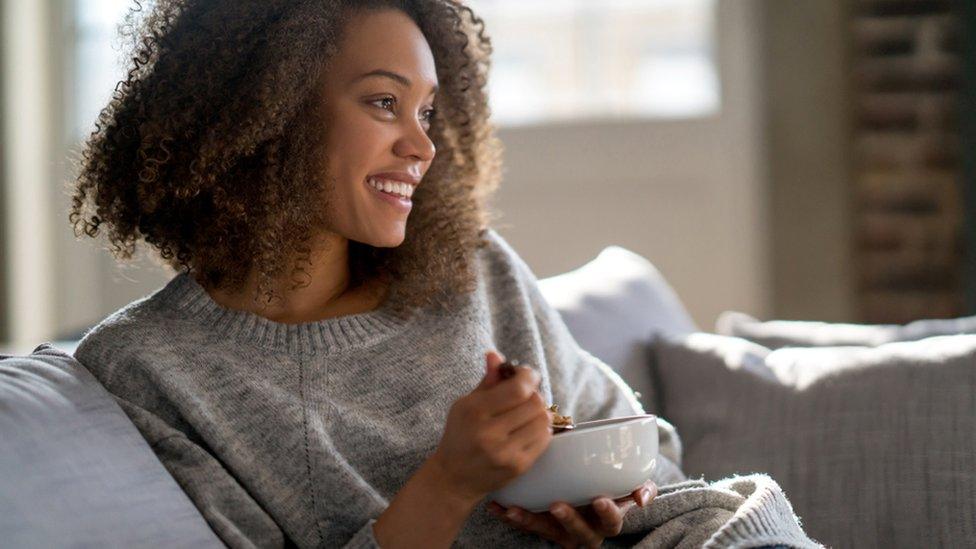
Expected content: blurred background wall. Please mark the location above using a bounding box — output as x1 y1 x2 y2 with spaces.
848 0 967 323
1 0 972 354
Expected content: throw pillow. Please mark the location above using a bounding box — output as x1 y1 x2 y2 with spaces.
715 310 976 349
650 332 976 548
539 245 698 414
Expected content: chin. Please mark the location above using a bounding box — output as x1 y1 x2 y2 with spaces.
369 229 407 248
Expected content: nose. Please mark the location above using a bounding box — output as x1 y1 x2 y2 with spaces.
393 118 436 163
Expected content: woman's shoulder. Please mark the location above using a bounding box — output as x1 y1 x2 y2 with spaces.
74 277 187 378
470 227 551 314
477 227 538 283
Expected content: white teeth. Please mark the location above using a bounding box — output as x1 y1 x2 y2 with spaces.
368 177 414 199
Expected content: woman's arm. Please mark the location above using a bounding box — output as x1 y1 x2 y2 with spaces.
488 229 687 480
371 455 482 549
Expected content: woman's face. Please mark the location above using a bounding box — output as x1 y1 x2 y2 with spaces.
319 8 439 248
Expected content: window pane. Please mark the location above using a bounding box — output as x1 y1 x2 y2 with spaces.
467 0 720 125
72 0 132 142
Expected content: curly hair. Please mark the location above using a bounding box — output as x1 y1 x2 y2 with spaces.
68 0 504 315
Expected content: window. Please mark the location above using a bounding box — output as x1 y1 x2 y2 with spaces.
70 0 720 139
71 0 132 143
466 0 720 125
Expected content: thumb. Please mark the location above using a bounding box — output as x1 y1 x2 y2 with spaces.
478 350 507 390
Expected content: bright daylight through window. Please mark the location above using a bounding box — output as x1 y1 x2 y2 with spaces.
71 0 719 137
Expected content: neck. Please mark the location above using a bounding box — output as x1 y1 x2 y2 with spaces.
199 233 386 324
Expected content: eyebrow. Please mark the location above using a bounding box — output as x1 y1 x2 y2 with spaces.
352 69 439 95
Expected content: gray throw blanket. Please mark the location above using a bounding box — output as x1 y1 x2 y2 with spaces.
586 419 824 549
612 475 823 548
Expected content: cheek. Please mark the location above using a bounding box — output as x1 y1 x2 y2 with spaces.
331 132 386 178
344 107 394 149
321 107 393 188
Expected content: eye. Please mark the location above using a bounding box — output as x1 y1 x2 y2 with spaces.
369 96 436 125
370 96 397 113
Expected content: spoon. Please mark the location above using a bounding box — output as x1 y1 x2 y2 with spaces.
498 359 576 433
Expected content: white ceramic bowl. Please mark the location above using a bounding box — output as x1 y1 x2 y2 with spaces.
487 414 658 513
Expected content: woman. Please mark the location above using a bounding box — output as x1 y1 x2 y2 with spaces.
68 1 812 548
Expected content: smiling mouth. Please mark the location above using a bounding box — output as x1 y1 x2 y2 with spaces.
364 176 414 214
366 176 415 200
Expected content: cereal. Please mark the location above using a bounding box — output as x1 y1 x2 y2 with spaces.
547 404 573 428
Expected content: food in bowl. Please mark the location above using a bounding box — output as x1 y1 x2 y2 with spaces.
547 404 573 429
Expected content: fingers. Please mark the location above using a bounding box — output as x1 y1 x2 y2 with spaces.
549 502 605 548
481 366 542 414
486 350 506 366
507 410 553 451
493 391 549 435
630 480 657 507
488 498 625 547
519 420 554 456
487 502 565 542
612 496 639 514
589 497 627 536
478 350 507 390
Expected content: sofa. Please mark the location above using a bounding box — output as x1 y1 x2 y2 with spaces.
2 246 974 548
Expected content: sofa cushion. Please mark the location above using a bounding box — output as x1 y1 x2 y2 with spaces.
539 245 697 415
650 332 976 548
716 310 976 349
0 343 222 548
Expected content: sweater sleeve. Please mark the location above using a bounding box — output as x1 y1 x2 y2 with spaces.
524 273 688 485
110 393 289 549
492 231 687 484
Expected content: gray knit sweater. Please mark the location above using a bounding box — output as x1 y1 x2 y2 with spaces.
74 228 821 548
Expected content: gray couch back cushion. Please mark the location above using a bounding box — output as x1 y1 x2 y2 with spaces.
716 310 976 349
652 332 976 549
539 245 698 414
0 344 222 548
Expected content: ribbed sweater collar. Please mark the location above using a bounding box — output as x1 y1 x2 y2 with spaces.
155 272 415 355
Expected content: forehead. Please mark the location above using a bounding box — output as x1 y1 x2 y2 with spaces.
334 9 438 90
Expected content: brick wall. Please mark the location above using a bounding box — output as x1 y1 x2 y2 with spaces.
852 0 966 323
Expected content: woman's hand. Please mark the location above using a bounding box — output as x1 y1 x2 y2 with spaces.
486 479 657 549
428 350 554 502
